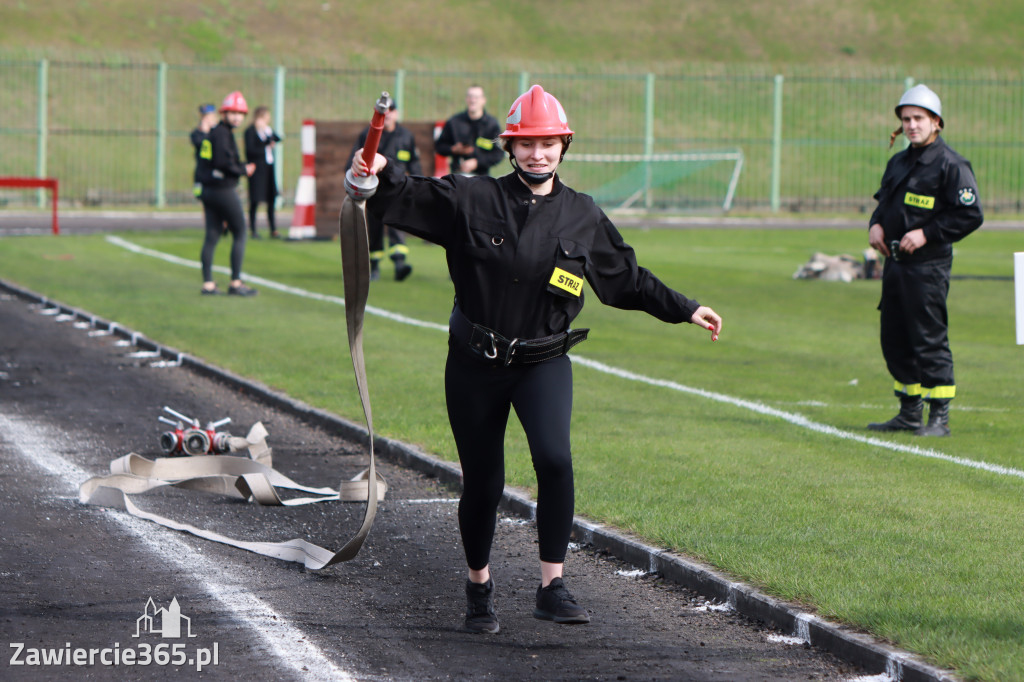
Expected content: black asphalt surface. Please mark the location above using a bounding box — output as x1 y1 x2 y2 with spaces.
0 286 862 681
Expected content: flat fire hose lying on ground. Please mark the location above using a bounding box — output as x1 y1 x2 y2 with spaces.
78 94 393 569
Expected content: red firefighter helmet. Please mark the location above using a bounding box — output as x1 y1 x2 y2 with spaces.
220 91 249 114
499 85 574 138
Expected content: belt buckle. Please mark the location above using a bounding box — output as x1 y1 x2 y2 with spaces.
890 239 901 262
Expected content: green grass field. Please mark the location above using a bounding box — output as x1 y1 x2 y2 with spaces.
6 0 1024 69
2 224 1022 680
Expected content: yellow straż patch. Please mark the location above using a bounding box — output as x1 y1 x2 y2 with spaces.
549 267 583 296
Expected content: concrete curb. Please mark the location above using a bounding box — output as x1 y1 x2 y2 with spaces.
1 278 960 682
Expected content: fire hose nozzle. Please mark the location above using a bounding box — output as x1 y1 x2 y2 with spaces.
344 167 379 201
345 91 394 201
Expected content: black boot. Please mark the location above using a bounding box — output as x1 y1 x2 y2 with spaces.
369 259 381 281
915 399 950 437
867 394 923 431
464 579 499 634
392 254 413 282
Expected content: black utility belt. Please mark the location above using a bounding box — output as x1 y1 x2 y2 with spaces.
449 307 588 366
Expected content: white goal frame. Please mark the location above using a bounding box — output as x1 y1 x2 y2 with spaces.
566 150 744 212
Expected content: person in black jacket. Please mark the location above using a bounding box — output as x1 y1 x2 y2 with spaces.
190 103 218 200
196 91 258 297
352 85 722 634
346 101 420 280
867 84 983 436
244 106 282 239
434 85 504 176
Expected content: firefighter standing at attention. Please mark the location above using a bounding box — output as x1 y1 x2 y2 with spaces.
867 84 983 437
351 85 722 634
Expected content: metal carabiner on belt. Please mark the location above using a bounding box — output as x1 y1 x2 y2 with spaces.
503 339 519 366
483 332 498 360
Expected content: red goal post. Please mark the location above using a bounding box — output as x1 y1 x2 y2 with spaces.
0 177 60 234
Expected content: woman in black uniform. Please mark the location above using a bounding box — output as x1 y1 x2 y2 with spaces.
196 90 258 296
352 85 722 634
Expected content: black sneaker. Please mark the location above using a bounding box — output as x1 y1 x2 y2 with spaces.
228 284 258 297
533 577 590 624
200 287 221 296
464 579 499 634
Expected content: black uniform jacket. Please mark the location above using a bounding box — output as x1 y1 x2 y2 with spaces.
369 163 700 339
195 122 248 189
190 128 208 184
434 110 504 176
244 124 282 200
348 125 422 177
870 136 983 262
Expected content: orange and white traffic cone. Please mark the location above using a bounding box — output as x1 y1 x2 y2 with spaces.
288 119 317 239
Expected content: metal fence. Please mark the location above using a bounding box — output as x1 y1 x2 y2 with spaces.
2 58 1023 214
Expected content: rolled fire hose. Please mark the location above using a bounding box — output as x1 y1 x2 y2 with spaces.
78 94 393 570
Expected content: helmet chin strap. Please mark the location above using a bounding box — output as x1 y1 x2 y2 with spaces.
506 136 571 187
511 158 554 186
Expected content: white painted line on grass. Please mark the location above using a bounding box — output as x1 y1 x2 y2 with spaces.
105 235 446 332
572 356 1024 481
106 236 1024 482
0 412 356 682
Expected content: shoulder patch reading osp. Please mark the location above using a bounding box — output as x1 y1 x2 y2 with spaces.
549 267 583 297
904 192 935 209
958 187 977 206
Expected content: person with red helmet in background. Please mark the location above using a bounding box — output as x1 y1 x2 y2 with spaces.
196 90 258 296
351 85 722 634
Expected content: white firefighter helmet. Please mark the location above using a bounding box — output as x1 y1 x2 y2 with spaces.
896 84 943 128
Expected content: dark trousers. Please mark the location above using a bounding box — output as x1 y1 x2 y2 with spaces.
368 213 407 261
445 345 575 570
248 198 276 235
248 165 278 235
200 187 247 282
878 256 954 394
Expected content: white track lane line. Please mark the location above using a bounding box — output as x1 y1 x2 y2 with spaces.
0 412 356 682
105 235 1024 482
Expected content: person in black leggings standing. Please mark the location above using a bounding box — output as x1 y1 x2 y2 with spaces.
351 85 722 634
196 90 258 296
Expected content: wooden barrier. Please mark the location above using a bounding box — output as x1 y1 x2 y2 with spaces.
0 177 59 234
313 121 439 240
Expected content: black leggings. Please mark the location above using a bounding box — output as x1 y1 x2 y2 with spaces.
200 187 247 282
248 199 276 235
445 344 575 570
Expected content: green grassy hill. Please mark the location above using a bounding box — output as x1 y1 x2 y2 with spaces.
2 0 1023 70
